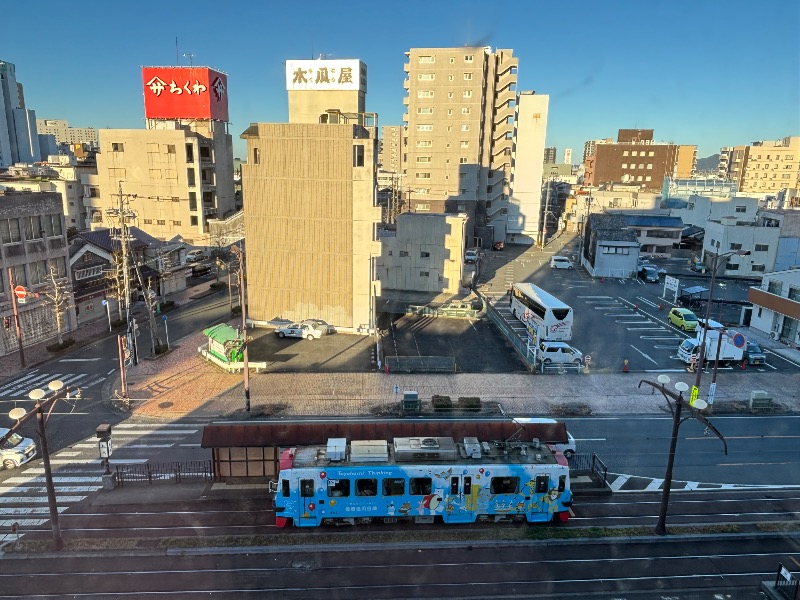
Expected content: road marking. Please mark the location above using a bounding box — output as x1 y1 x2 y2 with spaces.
0 496 86 504
629 345 657 364
58 358 101 362
0 518 49 527
112 423 200 428
609 475 631 491
644 479 664 491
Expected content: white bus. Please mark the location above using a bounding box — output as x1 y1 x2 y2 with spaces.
510 282 573 341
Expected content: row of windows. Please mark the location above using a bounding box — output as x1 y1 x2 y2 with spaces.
754 154 795 160
729 243 769 252
415 156 471 164
622 150 655 157
142 219 182 226
416 106 472 114
621 164 653 169
114 142 198 163
4 257 67 289
0 214 63 245
417 54 475 64
417 72 474 81
387 250 433 258
417 90 474 100
416 123 472 132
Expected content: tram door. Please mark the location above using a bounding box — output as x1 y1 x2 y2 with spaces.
299 478 318 526
448 475 474 523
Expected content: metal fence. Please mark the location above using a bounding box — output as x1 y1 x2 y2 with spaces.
570 453 609 488
115 460 214 486
480 294 535 370
774 563 800 600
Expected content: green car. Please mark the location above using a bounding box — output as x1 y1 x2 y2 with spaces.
668 308 699 332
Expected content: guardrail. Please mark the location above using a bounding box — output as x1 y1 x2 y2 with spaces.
115 460 214 486
478 293 535 370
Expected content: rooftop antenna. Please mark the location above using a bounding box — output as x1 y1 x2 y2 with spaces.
175 37 179 65
183 53 195 68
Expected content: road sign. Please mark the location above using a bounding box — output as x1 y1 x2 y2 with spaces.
732 332 745 348
14 285 26 299
690 353 698 364
584 355 592 366
690 386 699 404
162 314 168 321
102 300 108 306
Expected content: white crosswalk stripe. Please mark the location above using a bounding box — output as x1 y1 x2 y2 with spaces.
0 422 201 544
0 372 102 398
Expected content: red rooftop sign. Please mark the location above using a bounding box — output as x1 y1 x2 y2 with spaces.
142 66 228 122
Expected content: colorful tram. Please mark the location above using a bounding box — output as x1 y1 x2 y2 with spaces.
271 436 572 527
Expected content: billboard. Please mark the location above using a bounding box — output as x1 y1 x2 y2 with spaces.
285 59 366 92
142 67 228 121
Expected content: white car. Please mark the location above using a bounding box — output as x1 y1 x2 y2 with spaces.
274 323 324 340
550 256 574 269
185 249 207 263
1 428 37 470
464 249 480 264
538 341 583 365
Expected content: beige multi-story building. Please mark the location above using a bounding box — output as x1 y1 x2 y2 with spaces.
241 121 380 329
285 59 367 124
36 119 98 147
403 47 517 246
738 136 800 195
90 119 235 244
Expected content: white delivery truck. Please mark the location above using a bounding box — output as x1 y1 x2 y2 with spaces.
677 319 744 367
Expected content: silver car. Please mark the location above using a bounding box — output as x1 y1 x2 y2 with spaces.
1 428 37 470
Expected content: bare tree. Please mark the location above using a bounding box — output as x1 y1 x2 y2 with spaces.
40 265 72 346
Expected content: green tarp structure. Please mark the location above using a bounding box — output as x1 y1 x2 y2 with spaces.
202 323 243 362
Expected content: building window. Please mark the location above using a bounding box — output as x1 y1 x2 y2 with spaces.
648 151 654 156
415 172 431 179
463 73 473 80
623 151 629 156
730 243 743 250
416 156 431 163
416 140 432 147
461 124 470 132
754 244 769 251
418 55 434 63
463 90 472 99
167 144 176 154
172 220 181 226
621 164 628 169
464 55 474 62
646 164 653 169
143 219 153 224
751 264 765 272
447 109 453 115
420 251 430 258
353 144 365 167
185 143 194 162
416 203 430 211
461 107 470 114
418 73 435 80
460 141 469 148
639 164 644 169
448 75 454 82
735 205 746 213
190 216 198 226
417 107 433 114
253 148 260 164
724 262 739 271
417 90 434 98
645 176 652 181
459 157 468 164
399 250 409 257
416 124 433 132
112 143 124 152
420 271 430 277
187 168 196 186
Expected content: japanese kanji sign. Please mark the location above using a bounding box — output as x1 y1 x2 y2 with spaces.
142 66 229 121
285 59 366 92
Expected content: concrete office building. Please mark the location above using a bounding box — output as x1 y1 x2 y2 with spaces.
543 147 556 164
403 47 518 246
0 190 74 358
0 60 41 167
738 137 800 196
241 59 381 330
379 125 404 173
90 66 235 244
36 119 98 147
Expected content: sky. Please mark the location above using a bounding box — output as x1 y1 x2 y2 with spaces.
2 0 798 162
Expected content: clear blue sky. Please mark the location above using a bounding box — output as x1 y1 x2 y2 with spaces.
3 0 798 161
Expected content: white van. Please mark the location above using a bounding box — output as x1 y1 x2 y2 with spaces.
550 256 574 270
516 418 577 458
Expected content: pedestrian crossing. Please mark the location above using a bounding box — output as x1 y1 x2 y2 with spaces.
0 423 200 544
0 370 108 399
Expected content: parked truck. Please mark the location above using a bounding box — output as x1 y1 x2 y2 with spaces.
677 319 744 367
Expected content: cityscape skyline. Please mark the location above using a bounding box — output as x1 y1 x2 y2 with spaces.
3 0 798 162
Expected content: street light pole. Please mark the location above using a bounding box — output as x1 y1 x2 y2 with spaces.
231 244 250 415
639 375 727 536
693 250 751 394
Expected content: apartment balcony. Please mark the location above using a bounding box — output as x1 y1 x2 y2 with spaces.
403 96 409 106
402 113 408 123
492 138 512 158
496 69 517 94
403 63 409 73
403 78 409 90
494 104 515 127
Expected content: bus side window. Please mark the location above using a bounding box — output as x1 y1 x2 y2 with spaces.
281 479 290 497
535 475 549 494
463 477 472 495
300 479 315 497
558 475 566 492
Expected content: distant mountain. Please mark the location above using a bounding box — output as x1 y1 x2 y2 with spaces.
696 154 719 173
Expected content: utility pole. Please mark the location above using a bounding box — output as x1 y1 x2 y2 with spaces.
231 244 250 415
7 267 25 368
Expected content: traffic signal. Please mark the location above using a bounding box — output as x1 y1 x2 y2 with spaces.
3 316 10 329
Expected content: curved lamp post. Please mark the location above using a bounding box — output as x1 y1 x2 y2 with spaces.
639 375 728 536
1 379 73 550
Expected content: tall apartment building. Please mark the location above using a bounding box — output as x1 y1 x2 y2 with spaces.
36 119 98 147
90 67 235 244
718 145 749 187
583 129 696 192
543 147 556 164
242 59 381 330
737 137 800 195
379 125 403 173
0 59 41 167
403 47 517 244
582 138 613 164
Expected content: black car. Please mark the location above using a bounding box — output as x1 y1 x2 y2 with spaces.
638 266 660 283
191 263 212 276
